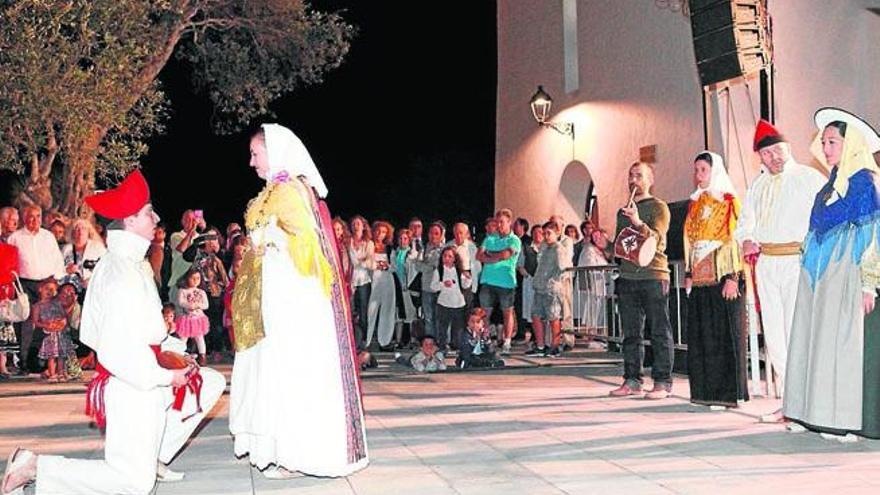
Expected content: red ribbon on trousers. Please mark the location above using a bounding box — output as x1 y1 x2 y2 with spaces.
84 346 203 428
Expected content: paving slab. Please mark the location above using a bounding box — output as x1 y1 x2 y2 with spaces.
2 349 880 494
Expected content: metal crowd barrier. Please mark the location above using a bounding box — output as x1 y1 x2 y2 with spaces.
564 261 773 397
565 262 688 350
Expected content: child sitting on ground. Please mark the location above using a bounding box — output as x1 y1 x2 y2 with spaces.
395 335 447 372
457 308 505 369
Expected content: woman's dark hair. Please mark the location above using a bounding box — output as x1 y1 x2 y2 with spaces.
694 152 714 166
437 246 465 285
250 126 266 141
515 218 529 231
825 120 848 137
177 268 202 289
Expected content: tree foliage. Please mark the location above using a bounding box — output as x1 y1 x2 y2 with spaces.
0 0 354 215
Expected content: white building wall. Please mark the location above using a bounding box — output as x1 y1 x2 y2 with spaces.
496 0 880 231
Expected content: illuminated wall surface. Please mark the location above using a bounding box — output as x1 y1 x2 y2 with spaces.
496 0 880 229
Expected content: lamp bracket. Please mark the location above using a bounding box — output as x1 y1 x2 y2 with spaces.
541 121 575 139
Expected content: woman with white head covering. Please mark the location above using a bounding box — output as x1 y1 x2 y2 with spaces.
784 108 880 441
683 151 748 409
229 124 368 477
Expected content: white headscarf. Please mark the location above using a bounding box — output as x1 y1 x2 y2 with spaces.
262 123 329 198
689 151 737 201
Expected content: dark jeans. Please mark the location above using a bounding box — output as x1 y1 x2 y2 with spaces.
421 291 439 338
616 278 674 388
434 305 466 350
352 283 371 350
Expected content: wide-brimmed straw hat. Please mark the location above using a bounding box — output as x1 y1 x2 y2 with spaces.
814 107 880 153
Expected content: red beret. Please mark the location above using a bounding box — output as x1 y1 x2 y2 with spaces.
753 119 785 151
85 169 151 220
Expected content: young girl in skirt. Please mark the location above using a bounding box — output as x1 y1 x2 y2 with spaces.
175 269 210 365
33 278 75 382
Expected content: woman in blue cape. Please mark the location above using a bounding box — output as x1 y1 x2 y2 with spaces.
783 108 880 441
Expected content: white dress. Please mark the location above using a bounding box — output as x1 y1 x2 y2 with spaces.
366 251 396 347
229 220 368 476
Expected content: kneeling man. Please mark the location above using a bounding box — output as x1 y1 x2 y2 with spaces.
2 170 224 495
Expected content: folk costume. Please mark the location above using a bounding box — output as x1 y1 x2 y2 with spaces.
784 108 880 438
33 170 224 495
229 124 368 476
684 151 748 407
734 120 826 396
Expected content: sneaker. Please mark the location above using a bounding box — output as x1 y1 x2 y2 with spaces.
609 382 642 397
786 422 807 433
501 343 511 355
644 384 671 400
524 347 546 357
759 408 785 423
820 432 859 443
156 463 185 482
547 347 561 358
708 405 727 411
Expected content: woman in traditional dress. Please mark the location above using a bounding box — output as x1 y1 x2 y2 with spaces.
683 151 748 409
229 124 369 477
783 108 880 442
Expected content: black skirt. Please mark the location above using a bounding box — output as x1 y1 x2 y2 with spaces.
686 279 749 407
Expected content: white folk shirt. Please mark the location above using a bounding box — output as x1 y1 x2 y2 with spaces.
6 227 65 280
734 160 827 245
80 229 174 390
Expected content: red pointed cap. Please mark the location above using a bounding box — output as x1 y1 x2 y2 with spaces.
85 169 151 220
753 119 785 151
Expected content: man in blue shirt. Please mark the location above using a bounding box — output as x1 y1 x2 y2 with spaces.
476 208 521 354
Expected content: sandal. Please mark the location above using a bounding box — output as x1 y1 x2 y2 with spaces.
2 447 36 495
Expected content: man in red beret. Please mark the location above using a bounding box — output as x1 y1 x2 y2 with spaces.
734 120 825 423
2 170 225 495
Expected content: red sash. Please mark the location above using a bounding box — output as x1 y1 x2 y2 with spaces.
84 346 203 428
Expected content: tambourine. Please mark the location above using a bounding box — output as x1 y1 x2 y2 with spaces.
613 226 657 267
157 350 190 370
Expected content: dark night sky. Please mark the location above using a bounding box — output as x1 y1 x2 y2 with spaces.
142 1 497 232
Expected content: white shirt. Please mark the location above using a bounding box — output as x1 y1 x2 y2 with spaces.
80 230 173 390
349 240 374 287
430 266 472 308
62 239 108 285
447 239 481 292
6 227 65 280
734 160 827 245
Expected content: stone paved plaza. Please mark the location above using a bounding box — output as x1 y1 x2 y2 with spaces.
2 350 880 494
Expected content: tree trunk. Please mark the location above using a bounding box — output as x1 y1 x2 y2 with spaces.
60 125 105 217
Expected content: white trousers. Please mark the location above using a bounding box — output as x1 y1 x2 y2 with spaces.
755 254 801 397
36 368 225 495
367 269 396 347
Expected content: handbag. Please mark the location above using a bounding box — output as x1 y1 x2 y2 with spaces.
407 272 423 292
0 274 30 323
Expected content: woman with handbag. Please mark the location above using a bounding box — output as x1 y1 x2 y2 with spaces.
0 244 29 378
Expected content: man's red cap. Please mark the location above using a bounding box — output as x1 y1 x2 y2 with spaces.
85 169 151 220
753 119 785 151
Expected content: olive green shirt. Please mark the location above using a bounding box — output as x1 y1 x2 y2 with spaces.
614 196 670 281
